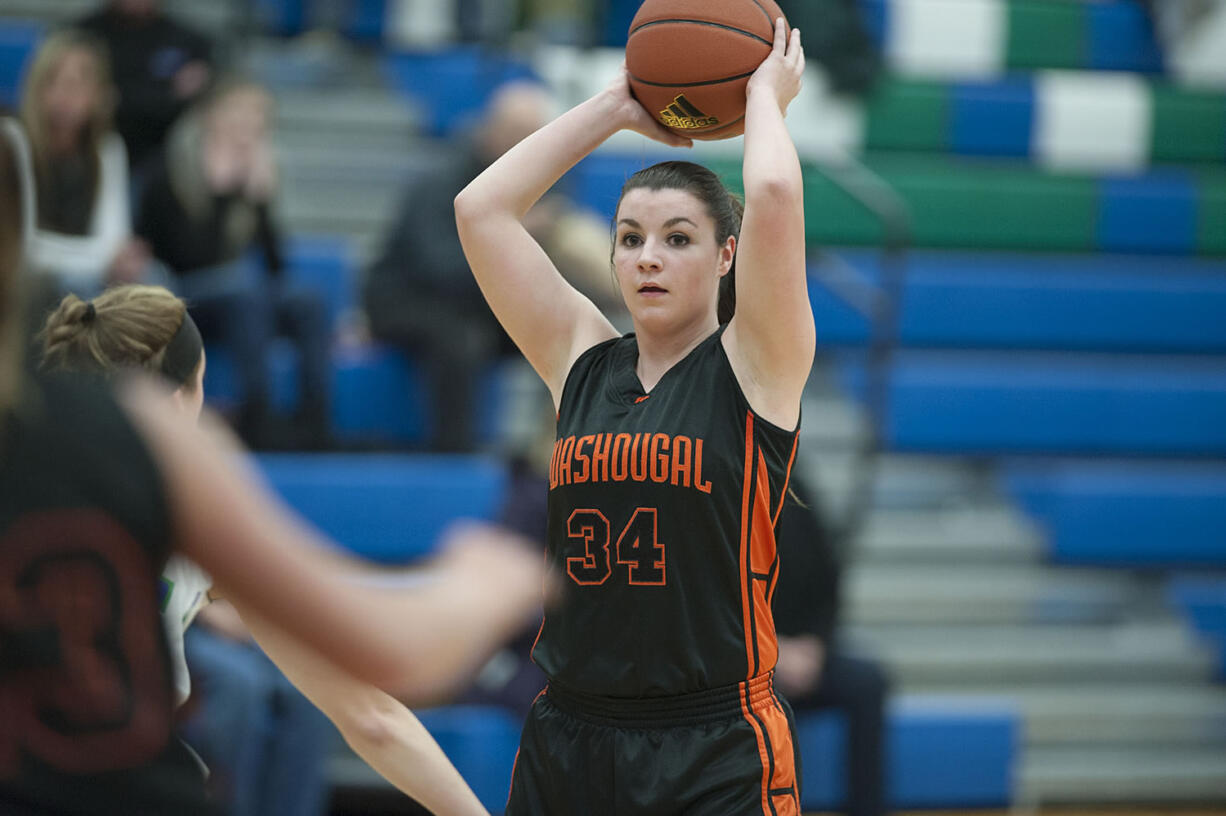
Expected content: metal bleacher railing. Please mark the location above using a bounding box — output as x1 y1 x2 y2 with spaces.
807 157 911 562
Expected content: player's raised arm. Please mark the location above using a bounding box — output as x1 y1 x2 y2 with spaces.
454 73 690 406
724 19 815 430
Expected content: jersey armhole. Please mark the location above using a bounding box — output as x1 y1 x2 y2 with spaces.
716 331 803 438
555 335 623 419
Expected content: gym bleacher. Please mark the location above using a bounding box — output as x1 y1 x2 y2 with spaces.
4 0 1224 812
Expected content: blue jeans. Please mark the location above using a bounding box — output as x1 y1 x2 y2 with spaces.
181 627 332 816
172 259 330 447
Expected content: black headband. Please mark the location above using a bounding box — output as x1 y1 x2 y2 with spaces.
159 310 203 387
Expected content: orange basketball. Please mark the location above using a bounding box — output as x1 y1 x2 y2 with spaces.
625 0 789 141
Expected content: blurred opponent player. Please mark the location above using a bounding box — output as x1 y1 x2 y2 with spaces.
39 284 498 816
0 119 542 816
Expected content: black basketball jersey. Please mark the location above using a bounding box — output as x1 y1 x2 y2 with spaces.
0 375 215 815
535 326 800 697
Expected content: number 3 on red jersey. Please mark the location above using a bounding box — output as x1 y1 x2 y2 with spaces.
0 510 172 777
565 507 665 587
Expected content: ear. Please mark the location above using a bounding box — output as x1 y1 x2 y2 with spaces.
168 384 189 414
717 235 736 278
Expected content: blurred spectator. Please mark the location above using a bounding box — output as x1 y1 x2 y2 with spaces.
20 29 154 296
182 603 332 816
773 472 890 816
137 79 330 449
77 0 214 176
364 81 616 453
777 0 880 96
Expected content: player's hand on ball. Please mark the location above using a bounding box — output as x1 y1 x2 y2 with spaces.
603 65 694 149
747 18 804 115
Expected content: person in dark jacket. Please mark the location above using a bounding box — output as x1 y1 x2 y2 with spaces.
774 470 891 816
77 0 213 175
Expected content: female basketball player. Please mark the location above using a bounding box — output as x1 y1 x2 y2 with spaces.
39 284 493 816
456 18 813 816
0 121 538 815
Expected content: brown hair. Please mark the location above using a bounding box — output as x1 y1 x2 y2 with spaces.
615 161 744 324
19 30 115 212
39 285 197 389
0 124 24 419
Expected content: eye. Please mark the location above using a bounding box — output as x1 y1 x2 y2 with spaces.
620 233 643 248
667 233 691 247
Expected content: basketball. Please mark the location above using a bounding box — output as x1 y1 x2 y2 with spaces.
625 0 790 141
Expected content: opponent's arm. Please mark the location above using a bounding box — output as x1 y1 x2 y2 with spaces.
229 602 490 816
119 379 545 700
454 74 689 405
725 20 815 430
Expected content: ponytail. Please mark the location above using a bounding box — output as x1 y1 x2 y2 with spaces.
716 194 744 324
39 285 198 388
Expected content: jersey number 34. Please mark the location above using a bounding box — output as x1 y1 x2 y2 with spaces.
566 508 665 586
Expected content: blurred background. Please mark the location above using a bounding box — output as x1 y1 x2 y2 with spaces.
2 0 1224 814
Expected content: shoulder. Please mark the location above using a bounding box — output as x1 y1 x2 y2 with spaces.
29 373 133 440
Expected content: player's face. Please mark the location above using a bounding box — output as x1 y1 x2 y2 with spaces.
613 188 733 333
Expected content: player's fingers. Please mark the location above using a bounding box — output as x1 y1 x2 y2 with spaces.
789 28 803 64
773 17 787 53
648 118 693 148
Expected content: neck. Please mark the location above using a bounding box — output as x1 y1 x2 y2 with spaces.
633 314 719 393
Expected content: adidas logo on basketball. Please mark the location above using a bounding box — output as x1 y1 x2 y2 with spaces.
660 95 719 130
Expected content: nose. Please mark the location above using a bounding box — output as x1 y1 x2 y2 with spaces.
636 237 663 273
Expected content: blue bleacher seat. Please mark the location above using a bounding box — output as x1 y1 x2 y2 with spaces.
374 695 1018 815
345 0 387 43
950 78 1036 157
0 21 41 109
838 351 1226 456
415 706 522 813
856 0 1163 74
203 339 300 414
285 235 356 334
1005 461 1226 567
1167 575 1226 678
330 344 429 445
809 250 1226 353
1098 173 1200 254
253 0 307 36
382 47 538 137
797 697 1017 810
256 453 508 563
1086 1 1164 73
565 152 671 221
204 338 515 448
599 0 643 47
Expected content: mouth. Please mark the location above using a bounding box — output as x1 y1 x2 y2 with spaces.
638 284 668 295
